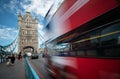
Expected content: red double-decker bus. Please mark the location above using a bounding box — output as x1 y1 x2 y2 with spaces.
45 0 120 79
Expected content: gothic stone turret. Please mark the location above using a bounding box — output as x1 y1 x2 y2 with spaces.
18 12 38 54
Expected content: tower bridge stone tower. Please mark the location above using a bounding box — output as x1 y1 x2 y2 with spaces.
18 12 38 54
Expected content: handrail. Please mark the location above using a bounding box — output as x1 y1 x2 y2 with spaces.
24 58 40 79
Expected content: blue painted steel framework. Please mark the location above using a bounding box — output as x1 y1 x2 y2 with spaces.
0 27 19 54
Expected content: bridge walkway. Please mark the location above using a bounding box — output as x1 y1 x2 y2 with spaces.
0 59 26 79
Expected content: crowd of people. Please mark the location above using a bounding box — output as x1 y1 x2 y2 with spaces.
6 54 22 66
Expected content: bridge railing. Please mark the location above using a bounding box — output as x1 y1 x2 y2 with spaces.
24 58 40 79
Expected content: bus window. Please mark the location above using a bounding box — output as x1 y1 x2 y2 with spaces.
71 21 120 58
89 29 101 47
69 51 77 56
76 51 85 56
100 22 120 57
100 22 120 46
86 50 97 56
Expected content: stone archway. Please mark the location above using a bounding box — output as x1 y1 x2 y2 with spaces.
23 46 34 54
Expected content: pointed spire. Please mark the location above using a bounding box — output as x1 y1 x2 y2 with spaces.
18 12 22 20
35 16 38 23
26 9 31 16
18 12 22 17
35 16 38 20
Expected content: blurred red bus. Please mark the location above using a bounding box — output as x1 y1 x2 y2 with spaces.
45 0 120 79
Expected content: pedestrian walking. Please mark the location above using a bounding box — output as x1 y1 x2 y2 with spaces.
11 54 15 65
6 55 11 65
18 54 22 60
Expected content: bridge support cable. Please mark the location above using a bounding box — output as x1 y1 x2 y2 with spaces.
37 30 49 54
37 30 46 45
0 27 20 54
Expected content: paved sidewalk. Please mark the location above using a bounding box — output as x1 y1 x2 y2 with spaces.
0 60 26 79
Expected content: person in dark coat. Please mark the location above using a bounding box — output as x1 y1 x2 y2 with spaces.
11 54 15 64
